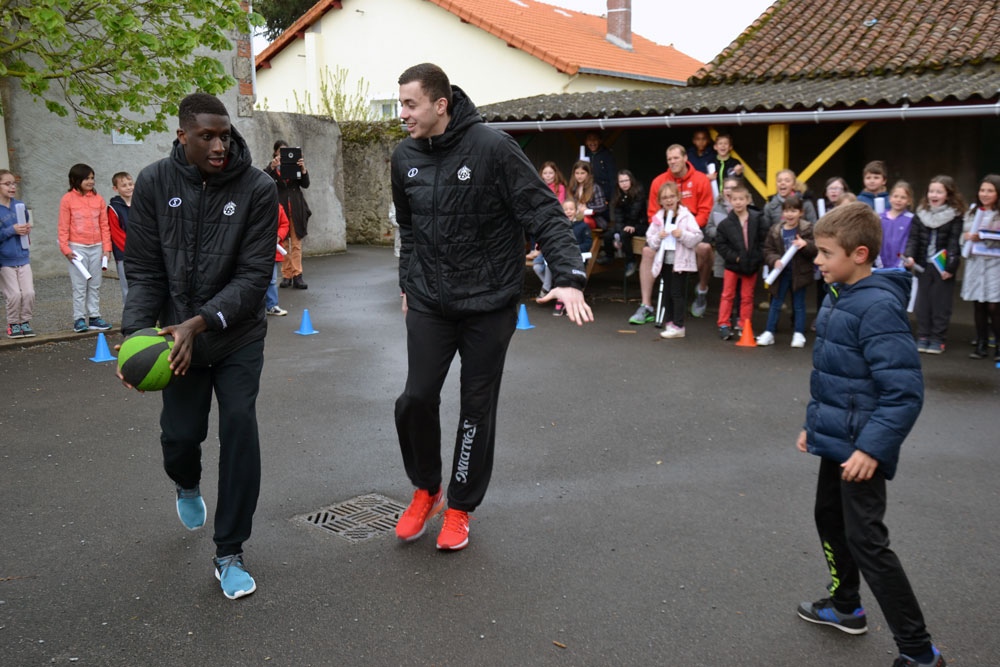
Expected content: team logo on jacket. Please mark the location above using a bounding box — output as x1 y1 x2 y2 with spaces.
223 201 236 216
407 168 418 178
457 165 471 181
168 197 182 208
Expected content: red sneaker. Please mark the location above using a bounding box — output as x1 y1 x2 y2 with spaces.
436 508 470 551
395 488 444 542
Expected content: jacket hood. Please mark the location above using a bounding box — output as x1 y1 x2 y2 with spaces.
420 86 481 152
835 270 911 309
170 124 253 186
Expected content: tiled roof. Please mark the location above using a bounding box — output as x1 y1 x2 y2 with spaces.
480 0 1000 123
479 64 1000 121
425 0 703 84
695 0 1000 84
255 0 704 85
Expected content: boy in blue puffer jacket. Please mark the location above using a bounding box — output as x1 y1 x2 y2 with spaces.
795 202 946 667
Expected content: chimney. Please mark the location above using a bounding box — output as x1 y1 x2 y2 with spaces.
606 0 633 51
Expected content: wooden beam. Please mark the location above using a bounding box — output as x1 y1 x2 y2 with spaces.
765 124 790 196
798 121 867 186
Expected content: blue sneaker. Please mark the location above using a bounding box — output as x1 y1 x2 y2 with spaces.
73 318 88 333
175 484 206 530
88 317 112 331
797 597 867 634
214 553 257 600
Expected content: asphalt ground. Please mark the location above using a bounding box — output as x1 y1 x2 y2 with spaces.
1 246 997 666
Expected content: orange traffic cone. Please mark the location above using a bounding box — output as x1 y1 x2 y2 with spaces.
735 318 756 347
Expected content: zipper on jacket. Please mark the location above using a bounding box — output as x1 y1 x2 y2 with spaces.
189 180 206 308
431 150 446 315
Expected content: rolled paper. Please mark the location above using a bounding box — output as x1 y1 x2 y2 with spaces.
71 253 92 280
276 243 288 256
764 243 799 287
874 197 886 214
710 178 719 201
817 199 827 217
101 255 108 271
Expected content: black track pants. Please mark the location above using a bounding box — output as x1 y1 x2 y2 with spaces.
395 306 517 512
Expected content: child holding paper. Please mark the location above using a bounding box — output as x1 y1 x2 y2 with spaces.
757 195 816 348
0 170 36 338
856 160 889 211
646 181 702 339
960 174 1000 360
58 163 112 333
877 181 914 269
903 176 965 354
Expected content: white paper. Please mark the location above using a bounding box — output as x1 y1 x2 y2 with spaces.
710 178 719 201
71 253 92 280
817 199 827 217
101 255 108 271
276 243 288 256
14 202 29 249
764 244 799 287
962 208 984 259
874 197 886 214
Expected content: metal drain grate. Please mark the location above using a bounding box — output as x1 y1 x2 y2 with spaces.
297 494 407 543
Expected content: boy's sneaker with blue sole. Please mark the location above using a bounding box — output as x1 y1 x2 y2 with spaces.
893 645 946 667
214 553 257 600
797 597 867 634
175 484 206 530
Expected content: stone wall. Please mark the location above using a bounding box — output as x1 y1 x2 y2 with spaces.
1 87 348 277
341 134 396 247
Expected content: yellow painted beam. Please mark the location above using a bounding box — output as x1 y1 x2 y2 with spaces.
765 124 790 196
798 121 867 186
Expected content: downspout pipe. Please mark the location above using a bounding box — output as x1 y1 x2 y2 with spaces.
484 101 1000 132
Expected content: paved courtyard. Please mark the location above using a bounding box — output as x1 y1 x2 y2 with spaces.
1 246 997 666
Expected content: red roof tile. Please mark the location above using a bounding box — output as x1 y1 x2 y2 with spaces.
256 0 703 85
695 0 1000 84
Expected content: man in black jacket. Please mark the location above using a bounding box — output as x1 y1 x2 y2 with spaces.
121 93 277 600
391 63 592 551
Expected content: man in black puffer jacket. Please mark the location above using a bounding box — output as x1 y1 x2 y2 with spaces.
391 63 592 551
121 93 277 600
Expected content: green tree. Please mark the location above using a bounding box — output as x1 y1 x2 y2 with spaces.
0 0 262 139
254 0 315 41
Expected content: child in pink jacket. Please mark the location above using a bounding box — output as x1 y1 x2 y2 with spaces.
647 181 703 339
58 163 112 333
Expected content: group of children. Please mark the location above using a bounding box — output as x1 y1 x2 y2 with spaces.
3 151 304 338
633 152 998 363
1 165 131 338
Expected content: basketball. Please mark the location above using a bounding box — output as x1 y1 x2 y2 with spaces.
118 327 175 391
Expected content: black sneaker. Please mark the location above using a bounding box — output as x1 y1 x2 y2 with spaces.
88 317 112 331
719 325 733 341
797 598 867 635
892 645 946 666
279 278 292 288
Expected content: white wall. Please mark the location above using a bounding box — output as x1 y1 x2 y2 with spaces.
256 0 666 114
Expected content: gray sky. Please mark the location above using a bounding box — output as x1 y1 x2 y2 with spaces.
551 0 775 63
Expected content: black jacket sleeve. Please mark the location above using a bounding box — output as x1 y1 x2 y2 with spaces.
496 135 586 290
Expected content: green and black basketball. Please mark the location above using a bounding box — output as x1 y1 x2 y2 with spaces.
118 327 175 391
